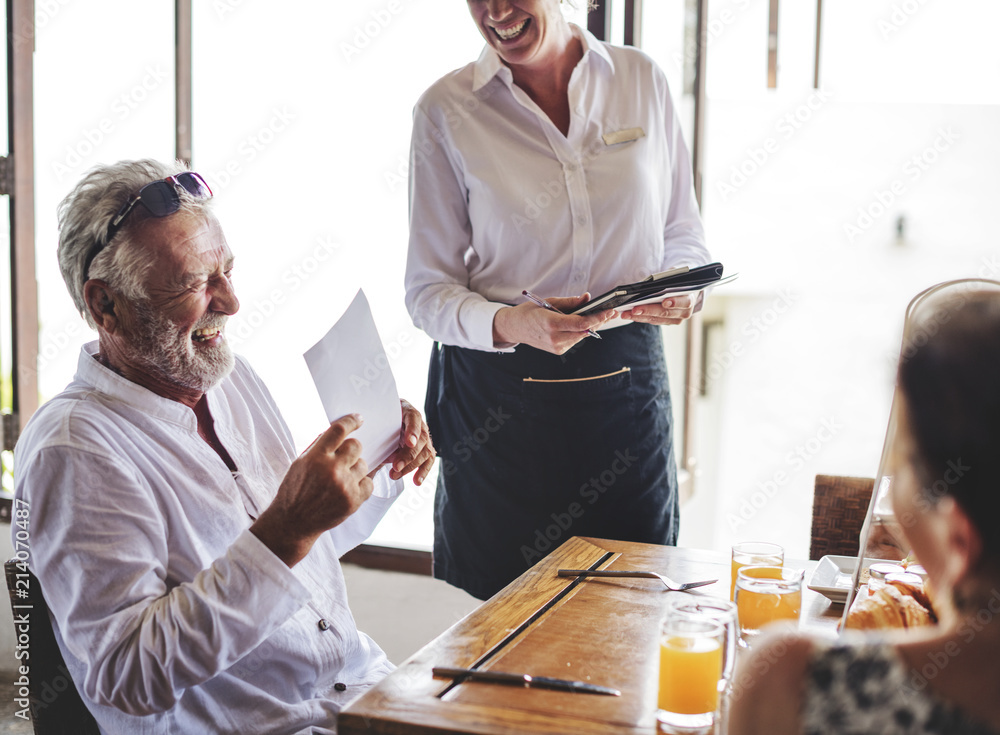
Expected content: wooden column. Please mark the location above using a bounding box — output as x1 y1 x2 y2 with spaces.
587 0 612 42
176 0 193 165
6 0 38 444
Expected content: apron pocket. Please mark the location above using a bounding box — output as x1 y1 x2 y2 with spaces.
522 367 631 385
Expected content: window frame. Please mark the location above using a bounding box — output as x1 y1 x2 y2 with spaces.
2 0 711 573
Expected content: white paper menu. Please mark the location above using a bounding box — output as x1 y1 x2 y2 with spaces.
303 289 401 469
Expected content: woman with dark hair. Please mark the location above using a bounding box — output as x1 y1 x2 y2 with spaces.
730 289 1000 735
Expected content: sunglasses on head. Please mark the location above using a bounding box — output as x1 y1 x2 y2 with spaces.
84 171 213 282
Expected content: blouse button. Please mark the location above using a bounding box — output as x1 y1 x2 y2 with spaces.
334 682 347 692
317 618 331 631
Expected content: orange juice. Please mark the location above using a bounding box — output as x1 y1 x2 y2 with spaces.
730 559 747 600
736 566 802 640
730 542 784 599
737 587 802 632
658 635 723 715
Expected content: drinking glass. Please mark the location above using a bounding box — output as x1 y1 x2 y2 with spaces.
665 597 739 688
730 541 784 600
664 597 739 733
735 566 804 645
657 605 726 733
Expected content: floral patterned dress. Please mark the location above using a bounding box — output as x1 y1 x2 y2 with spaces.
803 641 1000 735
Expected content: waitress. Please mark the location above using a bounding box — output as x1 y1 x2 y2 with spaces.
404 0 710 599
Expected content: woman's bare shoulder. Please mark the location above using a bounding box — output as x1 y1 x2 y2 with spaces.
729 628 817 735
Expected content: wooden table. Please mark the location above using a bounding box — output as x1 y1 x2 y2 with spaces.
338 537 840 735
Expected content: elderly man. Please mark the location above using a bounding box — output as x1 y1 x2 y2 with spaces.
13 159 435 734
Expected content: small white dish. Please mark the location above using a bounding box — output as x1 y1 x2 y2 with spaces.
807 555 882 604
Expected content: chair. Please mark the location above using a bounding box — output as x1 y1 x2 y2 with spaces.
4 560 100 735
809 475 875 560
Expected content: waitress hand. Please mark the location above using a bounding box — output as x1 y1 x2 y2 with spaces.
492 293 617 355
620 293 702 326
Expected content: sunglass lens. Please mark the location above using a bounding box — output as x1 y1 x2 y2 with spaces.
177 172 213 199
139 181 180 217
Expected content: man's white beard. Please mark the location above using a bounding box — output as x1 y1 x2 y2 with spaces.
124 301 235 393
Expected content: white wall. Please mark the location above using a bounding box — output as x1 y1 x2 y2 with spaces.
341 564 480 664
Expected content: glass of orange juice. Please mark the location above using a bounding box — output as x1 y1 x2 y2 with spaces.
730 541 784 600
735 565 804 645
664 597 739 733
657 606 725 732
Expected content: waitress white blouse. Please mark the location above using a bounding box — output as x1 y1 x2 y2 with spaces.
404 24 709 352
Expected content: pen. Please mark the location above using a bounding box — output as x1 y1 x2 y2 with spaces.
522 290 602 340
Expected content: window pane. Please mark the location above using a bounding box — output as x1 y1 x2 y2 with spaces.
0 0 10 493
697 0 1000 557
638 0 697 488
34 0 176 401
192 2 484 549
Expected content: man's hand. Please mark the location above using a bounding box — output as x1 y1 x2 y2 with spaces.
492 294 616 354
383 399 436 485
620 293 702 326
251 414 373 567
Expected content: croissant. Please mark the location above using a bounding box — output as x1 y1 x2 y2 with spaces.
845 582 934 630
885 572 935 615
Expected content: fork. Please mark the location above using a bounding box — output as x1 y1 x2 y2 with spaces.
557 569 718 593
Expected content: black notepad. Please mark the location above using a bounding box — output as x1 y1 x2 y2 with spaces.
572 262 728 316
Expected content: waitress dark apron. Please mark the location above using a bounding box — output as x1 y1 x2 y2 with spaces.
425 321 679 600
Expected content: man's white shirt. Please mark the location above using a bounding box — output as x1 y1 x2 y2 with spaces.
14 343 401 734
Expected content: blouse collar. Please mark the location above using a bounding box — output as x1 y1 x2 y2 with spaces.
472 23 615 93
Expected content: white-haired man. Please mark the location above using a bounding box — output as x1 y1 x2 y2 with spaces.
13 159 436 733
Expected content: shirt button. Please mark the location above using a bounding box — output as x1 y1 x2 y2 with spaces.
576 106 585 115
317 618 330 631
576 216 587 227
566 163 577 172
334 682 347 692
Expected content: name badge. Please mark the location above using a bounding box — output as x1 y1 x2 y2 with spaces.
602 127 645 146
